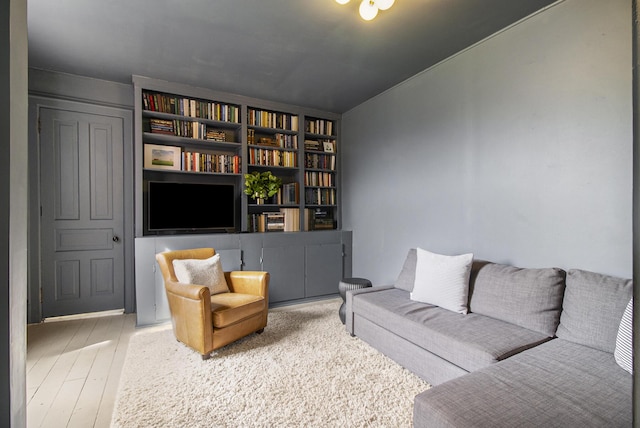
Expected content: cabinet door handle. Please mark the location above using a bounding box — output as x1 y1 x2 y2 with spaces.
113 235 120 243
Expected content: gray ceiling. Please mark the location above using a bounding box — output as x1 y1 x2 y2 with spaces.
27 0 557 113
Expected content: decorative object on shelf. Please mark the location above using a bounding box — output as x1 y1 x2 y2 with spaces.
144 144 181 171
335 0 395 21
323 141 335 153
244 171 283 201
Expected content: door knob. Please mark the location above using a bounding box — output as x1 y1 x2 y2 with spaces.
113 235 120 243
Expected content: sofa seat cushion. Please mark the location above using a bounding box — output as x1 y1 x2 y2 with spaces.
352 288 550 372
413 339 632 428
210 293 265 328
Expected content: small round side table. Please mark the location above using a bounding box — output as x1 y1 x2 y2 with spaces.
339 277 372 324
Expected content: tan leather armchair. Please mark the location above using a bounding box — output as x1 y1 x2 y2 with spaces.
155 248 269 360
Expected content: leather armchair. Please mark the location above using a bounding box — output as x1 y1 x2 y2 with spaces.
155 248 269 360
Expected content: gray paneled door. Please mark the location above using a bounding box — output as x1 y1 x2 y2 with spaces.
39 108 125 318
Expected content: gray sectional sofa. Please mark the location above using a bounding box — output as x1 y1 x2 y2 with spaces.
345 249 633 427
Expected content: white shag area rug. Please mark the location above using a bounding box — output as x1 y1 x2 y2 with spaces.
111 299 430 428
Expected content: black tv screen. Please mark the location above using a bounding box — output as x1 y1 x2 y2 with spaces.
147 181 236 233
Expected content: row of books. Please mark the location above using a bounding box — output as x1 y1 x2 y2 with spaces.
305 118 334 136
247 208 317 232
248 108 299 131
182 152 241 174
248 129 298 149
143 91 240 123
147 118 233 142
248 148 297 168
305 171 334 187
305 188 336 206
304 153 336 170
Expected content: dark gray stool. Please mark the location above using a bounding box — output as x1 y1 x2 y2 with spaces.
339 277 372 324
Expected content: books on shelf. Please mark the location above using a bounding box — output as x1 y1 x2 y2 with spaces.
304 153 336 170
274 182 299 205
252 133 298 149
305 171 333 187
206 129 227 142
147 118 236 142
181 152 241 174
247 212 291 232
305 188 336 205
266 212 285 231
143 91 240 123
313 208 335 230
248 108 298 131
249 148 297 167
247 209 314 232
279 208 314 232
304 138 335 153
305 118 334 136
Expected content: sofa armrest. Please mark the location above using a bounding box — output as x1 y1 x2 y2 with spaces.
164 280 213 355
346 285 395 335
225 271 269 298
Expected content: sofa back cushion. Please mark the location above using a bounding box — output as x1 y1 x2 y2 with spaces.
395 248 417 292
556 269 632 353
468 262 566 337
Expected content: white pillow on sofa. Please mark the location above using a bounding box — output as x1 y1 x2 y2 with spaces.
410 248 473 314
172 253 230 295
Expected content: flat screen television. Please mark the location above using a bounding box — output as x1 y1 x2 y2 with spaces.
147 181 236 234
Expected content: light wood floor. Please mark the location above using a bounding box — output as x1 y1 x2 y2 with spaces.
26 313 137 428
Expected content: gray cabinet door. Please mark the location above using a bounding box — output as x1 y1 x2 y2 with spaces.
305 243 343 298
40 108 125 317
261 245 305 303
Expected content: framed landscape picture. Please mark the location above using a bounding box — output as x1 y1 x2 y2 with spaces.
144 144 181 170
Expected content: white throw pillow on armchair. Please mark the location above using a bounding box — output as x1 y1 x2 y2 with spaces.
410 248 473 314
172 253 230 295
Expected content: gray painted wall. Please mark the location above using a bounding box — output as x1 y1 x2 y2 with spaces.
342 0 633 284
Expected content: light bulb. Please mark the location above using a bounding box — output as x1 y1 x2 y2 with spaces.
375 0 395 11
359 0 378 20
335 0 350 4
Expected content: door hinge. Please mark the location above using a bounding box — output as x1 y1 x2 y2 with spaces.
38 117 41 134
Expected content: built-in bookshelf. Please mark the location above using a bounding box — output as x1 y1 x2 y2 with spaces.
304 117 338 230
141 90 242 176
246 107 301 229
133 76 340 236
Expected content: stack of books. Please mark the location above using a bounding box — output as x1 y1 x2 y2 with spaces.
149 119 174 135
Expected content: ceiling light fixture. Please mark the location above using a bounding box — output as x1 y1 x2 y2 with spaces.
335 0 395 21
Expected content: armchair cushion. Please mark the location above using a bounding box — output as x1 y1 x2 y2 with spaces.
211 293 266 328
173 253 230 295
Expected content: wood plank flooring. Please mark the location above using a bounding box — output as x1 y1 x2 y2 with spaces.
26 313 137 428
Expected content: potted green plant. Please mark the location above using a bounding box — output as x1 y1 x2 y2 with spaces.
243 171 282 203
